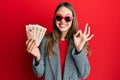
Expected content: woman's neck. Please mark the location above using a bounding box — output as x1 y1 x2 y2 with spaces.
60 31 67 40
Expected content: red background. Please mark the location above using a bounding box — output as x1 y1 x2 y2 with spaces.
0 0 120 80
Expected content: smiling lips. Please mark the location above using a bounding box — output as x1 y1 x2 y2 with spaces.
59 24 67 28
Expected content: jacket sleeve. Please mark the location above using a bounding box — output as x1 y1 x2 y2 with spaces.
32 37 46 78
71 48 90 79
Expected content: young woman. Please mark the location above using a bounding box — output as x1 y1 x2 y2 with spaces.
26 2 94 80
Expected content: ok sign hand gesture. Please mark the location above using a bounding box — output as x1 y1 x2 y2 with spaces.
73 23 94 52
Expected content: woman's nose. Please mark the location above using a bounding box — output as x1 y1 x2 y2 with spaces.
61 18 66 23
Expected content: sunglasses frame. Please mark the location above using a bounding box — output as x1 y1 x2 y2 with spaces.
54 14 73 22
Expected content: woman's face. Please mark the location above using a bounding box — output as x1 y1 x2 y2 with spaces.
55 6 73 33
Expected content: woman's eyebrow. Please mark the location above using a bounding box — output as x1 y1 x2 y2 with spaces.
66 13 72 15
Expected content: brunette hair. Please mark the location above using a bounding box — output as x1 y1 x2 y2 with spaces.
45 2 91 56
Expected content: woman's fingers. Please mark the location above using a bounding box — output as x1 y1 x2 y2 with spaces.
87 34 94 41
84 23 88 35
26 38 31 47
86 26 90 37
74 30 82 37
26 39 35 52
28 41 36 53
84 23 91 37
74 23 94 41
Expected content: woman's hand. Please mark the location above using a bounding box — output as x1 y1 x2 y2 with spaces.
73 23 94 52
26 38 41 62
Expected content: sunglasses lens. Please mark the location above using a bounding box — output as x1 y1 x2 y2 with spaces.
56 16 62 21
65 17 71 22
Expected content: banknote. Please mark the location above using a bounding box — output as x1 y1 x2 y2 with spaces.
26 24 47 46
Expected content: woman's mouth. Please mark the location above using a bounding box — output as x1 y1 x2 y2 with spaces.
59 24 67 28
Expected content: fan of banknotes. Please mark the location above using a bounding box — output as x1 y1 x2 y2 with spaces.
26 24 47 46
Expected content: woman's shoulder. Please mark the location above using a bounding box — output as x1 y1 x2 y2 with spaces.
42 32 52 42
44 32 53 41
45 32 52 38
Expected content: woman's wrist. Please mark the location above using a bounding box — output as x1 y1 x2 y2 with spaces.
35 55 40 62
75 44 84 53
34 56 40 66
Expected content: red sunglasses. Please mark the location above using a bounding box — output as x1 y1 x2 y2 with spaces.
55 15 73 22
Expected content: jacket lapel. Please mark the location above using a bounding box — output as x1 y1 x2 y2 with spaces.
48 40 74 79
63 40 74 79
49 43 61 80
